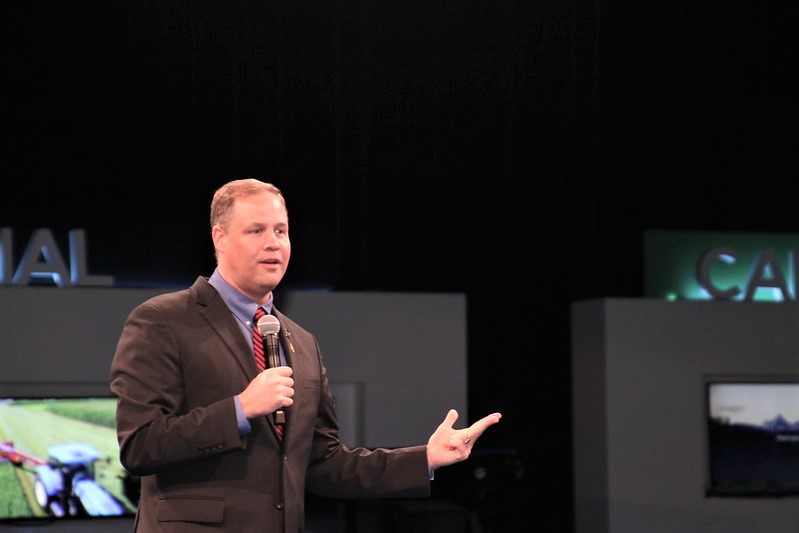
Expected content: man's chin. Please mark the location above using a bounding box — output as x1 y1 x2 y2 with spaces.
258 270 284 288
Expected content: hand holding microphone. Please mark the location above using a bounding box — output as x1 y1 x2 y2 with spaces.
238 316 293 420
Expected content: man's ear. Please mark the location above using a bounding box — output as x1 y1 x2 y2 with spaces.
211 225 226 253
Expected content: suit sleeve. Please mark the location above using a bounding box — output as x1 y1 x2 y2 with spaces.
299 333 431 499
109 297 246 476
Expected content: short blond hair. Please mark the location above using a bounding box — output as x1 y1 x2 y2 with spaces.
210 178 287 232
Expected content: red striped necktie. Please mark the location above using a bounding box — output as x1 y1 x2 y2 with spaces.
252 307 268 372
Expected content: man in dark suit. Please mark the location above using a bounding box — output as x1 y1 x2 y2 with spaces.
110 178 501 532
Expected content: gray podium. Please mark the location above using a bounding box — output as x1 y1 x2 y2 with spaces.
571 298 799 533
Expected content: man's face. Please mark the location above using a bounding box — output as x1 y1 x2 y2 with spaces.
213 190 291 302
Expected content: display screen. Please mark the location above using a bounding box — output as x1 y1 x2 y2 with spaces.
0 396 138 522
706 380 799 497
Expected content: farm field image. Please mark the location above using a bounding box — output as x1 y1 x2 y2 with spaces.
0 397 138 521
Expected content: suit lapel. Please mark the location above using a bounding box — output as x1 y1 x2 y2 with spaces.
192 277 257 377
273 309 299 440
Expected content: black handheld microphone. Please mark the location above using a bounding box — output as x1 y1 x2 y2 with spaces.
257 314 286 425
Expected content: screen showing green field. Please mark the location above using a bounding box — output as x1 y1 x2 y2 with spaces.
0 397 138 521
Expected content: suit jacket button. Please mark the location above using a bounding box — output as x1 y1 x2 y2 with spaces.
275 502 285 510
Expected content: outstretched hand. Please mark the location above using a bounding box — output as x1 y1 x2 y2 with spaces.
426 409 502 471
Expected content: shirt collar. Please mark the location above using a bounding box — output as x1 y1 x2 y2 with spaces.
208 268 273 325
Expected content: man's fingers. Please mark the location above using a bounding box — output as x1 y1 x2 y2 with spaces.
440 408 459 430
441 409 501 442
468 412 502 437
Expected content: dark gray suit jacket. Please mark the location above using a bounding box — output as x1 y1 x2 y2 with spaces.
110 277 430 532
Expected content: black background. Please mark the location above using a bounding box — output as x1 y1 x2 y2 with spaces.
2 2 796 531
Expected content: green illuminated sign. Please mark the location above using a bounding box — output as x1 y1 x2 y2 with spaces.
644 230 797 302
